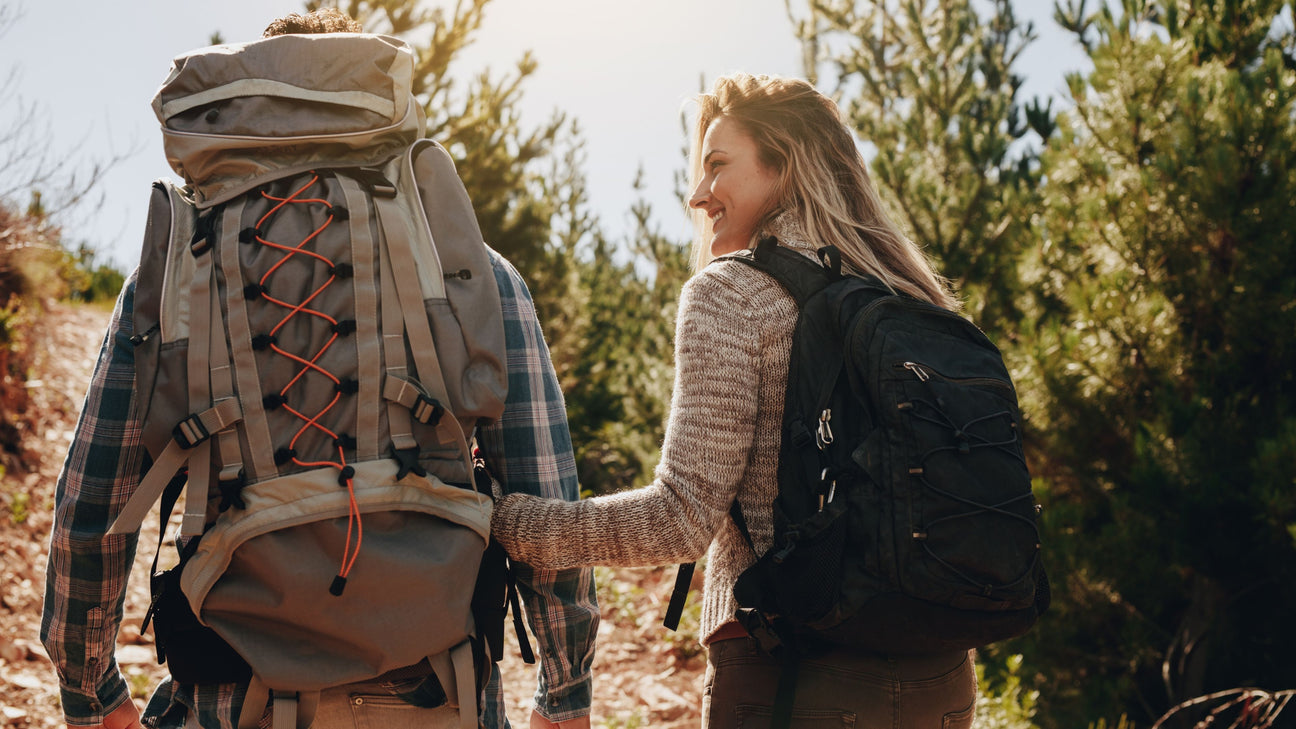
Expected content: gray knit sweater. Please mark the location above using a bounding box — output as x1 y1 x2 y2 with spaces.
491 220 817 644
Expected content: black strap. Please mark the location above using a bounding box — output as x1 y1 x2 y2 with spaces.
473 453 536 665
728 237 898 308
741 237 837 305
668 495 756 627
770 653 801 729
665 499 757 630
730 500 756 554
141 472 188 633
816 245 843 279
663 563 695 631
507 567 535 664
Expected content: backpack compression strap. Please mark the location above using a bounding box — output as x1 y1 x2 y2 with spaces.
369 146 475 481
183 209 244 535
216 198 278 481
108 194 248 538
106 398 243 535
371 191 473 481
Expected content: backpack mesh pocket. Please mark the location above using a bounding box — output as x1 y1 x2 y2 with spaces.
741 499 849 624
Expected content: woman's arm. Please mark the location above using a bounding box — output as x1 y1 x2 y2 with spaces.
491 267 763 569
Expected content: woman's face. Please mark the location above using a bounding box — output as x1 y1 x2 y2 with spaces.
689 116 779 258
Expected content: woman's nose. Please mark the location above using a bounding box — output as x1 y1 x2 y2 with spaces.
688 182 709 209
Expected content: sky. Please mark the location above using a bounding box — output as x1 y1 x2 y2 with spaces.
0 0 1089 269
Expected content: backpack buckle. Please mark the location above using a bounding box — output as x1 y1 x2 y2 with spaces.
411 394 445 426
189 210 218 256
217 469 248 511
173 414 211 449
735 608 785 655
189 235 213 257
390 445 427 481
353 168 398 198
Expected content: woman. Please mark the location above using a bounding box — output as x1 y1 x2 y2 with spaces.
491 73 975 729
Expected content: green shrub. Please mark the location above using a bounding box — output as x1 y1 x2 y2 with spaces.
6 489 28 525
61 241 125 304
974 654 1040 729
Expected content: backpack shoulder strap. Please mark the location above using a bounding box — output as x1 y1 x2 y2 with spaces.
667 238 838 631
720 236 840 306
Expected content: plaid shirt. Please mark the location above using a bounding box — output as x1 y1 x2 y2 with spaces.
40 250 598 728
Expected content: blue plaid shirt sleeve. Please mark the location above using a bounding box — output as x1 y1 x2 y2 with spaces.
477 250 599 724
40 273 147 725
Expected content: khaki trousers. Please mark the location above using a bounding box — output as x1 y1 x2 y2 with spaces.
185 680 461 729
702 637 976 729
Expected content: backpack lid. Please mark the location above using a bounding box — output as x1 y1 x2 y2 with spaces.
152 33 425 207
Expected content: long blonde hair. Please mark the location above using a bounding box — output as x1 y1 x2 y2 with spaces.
688 74 957 311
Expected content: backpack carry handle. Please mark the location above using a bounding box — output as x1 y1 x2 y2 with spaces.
815 245 843 280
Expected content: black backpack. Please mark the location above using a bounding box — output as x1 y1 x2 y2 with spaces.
666 236 1048 661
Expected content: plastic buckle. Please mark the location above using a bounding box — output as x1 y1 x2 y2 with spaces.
189 236 212 257
735 608 785 655
355 168 398 198
172 414 211 449
217 469 247 511
189 212 217 256
412 394 445 426
390 445 427 481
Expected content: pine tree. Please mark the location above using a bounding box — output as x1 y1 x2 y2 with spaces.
1014 0 1296 723
797 0 1296 724
794 0 1056 706
793 0 1047 335
308 0 570 277
555 169 690 495
305 0 690 493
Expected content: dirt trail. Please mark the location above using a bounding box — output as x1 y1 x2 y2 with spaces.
0 302 703 729
2 302 119 729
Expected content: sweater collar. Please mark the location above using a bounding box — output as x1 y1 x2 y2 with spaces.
756 211 818 259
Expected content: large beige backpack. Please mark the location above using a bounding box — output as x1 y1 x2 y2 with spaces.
107 33 509 729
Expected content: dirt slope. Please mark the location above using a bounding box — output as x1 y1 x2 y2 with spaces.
0 302 704 729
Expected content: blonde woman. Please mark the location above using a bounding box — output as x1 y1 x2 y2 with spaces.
491 74 975 729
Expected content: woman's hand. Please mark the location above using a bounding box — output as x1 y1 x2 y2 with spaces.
81 699 143 729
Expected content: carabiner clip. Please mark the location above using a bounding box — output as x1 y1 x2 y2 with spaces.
817 468 838 511
815 409 834 450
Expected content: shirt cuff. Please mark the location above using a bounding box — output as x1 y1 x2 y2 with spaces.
534 673 592 723
60 667 131 727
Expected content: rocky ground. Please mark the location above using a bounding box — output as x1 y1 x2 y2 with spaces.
0 302 704 729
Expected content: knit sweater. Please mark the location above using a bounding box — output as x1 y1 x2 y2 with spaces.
491 219 818 645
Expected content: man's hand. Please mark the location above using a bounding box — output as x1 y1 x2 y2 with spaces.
529 708 591 729
80 699 143 729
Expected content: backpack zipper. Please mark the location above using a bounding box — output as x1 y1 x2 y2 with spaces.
896 361 1013 392
130 323 161 346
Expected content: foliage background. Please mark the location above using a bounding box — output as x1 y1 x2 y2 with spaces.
794 0 1296 726
3 0 1294 727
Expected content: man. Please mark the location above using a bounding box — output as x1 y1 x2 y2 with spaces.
40 9 597 729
